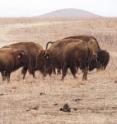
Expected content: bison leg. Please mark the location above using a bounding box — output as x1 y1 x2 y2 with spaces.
30 71 36 78
6 72 11 82
61 63 68 80
57 68 61 75
52 68 56 74
69 66 77 79
1 71 6 81
28 69 36 79
47 67 55 75
21 67 28 79
82 68 88 80
47 68 52 76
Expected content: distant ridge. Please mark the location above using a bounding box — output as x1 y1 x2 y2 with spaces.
41 8 99 18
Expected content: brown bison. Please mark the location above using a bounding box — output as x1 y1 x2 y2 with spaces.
61 41 93 80
44 36 101 75
0 48 27 81
3 42 44 79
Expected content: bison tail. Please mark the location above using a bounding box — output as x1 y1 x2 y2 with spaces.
46 41 54 49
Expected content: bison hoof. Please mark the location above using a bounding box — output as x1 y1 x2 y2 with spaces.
61 78 64 81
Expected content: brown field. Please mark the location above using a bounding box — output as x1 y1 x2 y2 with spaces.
0 17 117 124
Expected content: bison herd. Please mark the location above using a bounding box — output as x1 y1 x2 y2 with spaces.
0 35 110 82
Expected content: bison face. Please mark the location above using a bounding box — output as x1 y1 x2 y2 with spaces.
36 50 46 71
37 50 56 75
41 50 54 75
36 50 51 75
88 54 101 71
97 50 110 70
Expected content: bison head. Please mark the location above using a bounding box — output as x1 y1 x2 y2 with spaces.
35 50 52 76
38 49 54 75
97 50 110 70
88 50 101 71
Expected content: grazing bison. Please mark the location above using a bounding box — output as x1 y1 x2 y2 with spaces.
0 48 27 81
45 37 101 75
61 41 94 80
3 42 44 79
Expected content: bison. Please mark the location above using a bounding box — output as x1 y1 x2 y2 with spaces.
61 41 96 80
3 42 44 79
44 36 101 75
0 48 27 81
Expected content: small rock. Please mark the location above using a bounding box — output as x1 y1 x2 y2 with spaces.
54 103 58 106
73 108 78 111
0 93 4 96
73 98 82 102
114 80 117 83
31 105 39 110
60 104 71 112
40 92 46 95
26 109 30 112
26 105 39 112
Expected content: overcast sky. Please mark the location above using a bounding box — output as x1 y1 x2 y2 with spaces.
0 0 116 17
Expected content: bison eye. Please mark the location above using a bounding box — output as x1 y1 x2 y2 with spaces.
46 55 49 59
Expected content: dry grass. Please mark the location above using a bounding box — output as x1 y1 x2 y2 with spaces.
0 17 117 124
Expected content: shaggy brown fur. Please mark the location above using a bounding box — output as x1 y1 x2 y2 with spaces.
61 41 93 80
3 42 43 79
44 37 100 75
0 48 27 81
97 50 110 70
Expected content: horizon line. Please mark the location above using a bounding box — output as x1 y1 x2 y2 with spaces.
0 8 116 18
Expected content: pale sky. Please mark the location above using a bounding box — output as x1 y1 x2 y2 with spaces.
0 0 116 17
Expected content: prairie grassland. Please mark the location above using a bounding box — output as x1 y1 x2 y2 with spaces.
0 17 117 124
